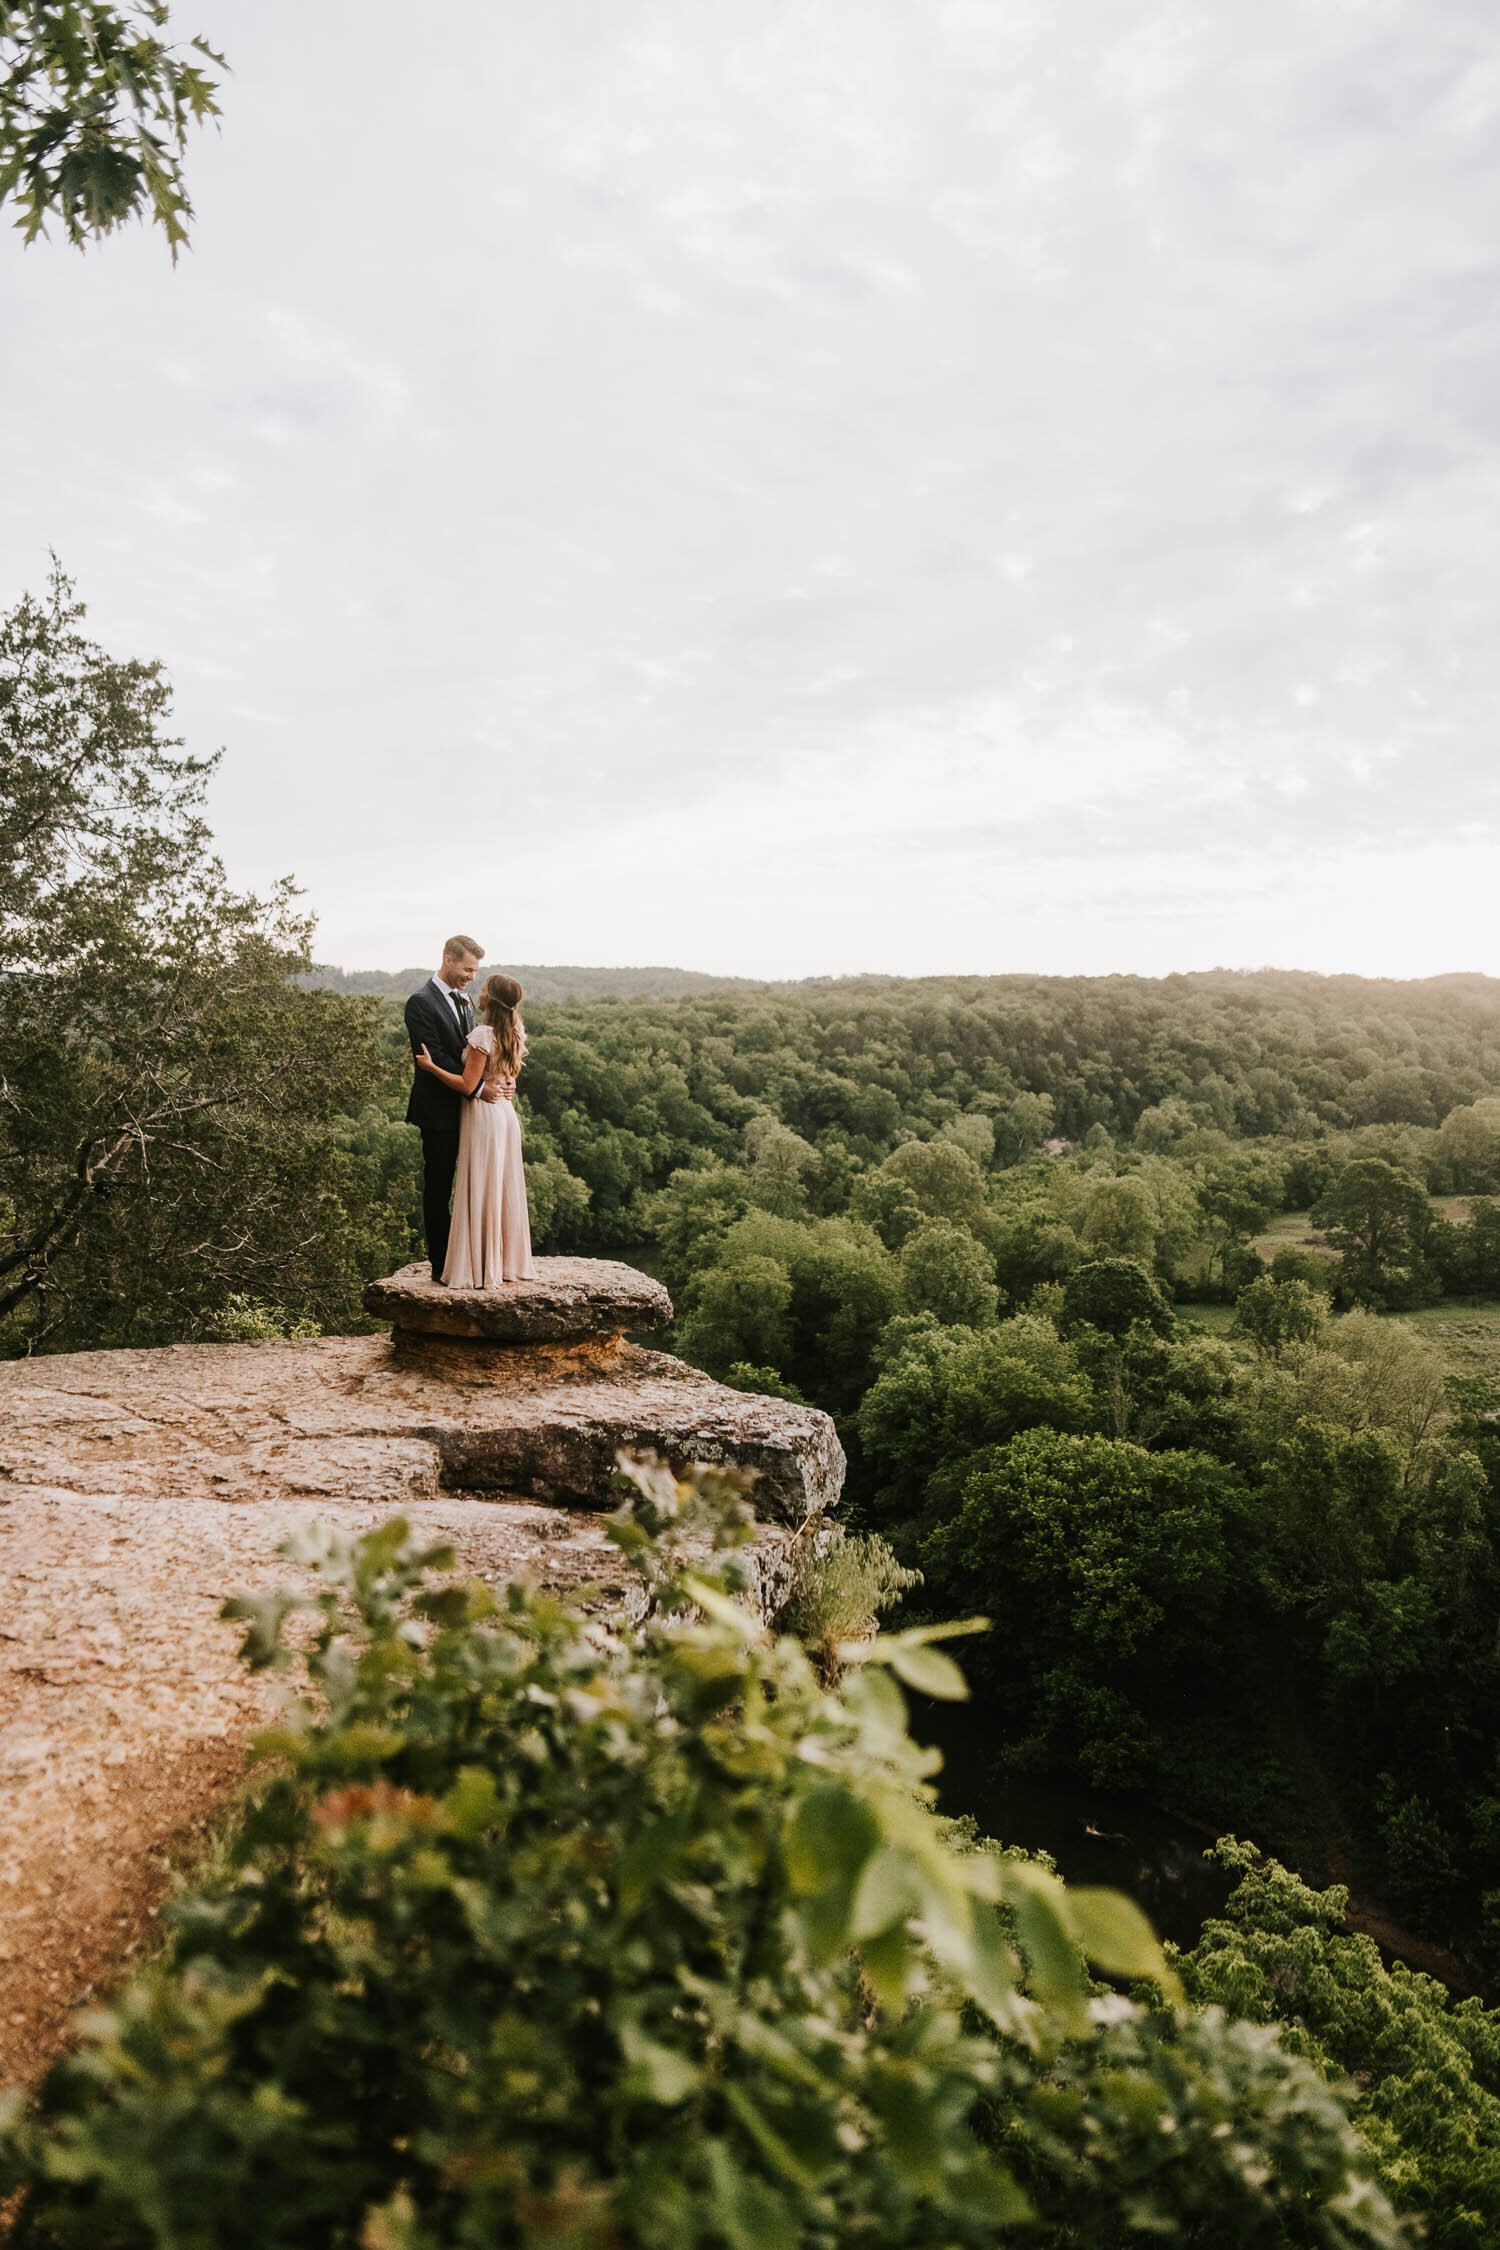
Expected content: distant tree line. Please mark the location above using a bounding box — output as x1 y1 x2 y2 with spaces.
297 962 771 1002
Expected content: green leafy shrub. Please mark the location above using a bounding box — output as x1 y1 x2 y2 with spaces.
720 1359 810 1406
1061 1255 1175 1338
204 1294 323 1343
780 1525 921 1680
0 1465 1402 2249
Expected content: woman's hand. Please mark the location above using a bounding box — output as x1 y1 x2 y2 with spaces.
416 1043 435 1073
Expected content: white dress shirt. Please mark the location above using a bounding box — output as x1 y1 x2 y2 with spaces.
426 972 470 1033
426 973 498 1099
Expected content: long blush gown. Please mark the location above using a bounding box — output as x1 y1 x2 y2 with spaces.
441 1026 535 1286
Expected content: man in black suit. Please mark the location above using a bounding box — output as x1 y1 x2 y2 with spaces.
404 934 498 1279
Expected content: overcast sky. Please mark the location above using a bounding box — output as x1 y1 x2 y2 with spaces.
4 0 1498 978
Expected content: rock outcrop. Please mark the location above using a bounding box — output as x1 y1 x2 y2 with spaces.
0 1330 842 1526
364 1257 673 1344
0 1259 844 2084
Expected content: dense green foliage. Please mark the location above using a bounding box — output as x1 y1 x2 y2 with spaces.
60 934 1490 1991
497 972 1500 1259
387 975 1500 1997
879 1299 1499 1969
1180 1843 1500 2250
920 1427 1244 1785
0 1465 1405 2249
0 569 411 1350
0 2 224 254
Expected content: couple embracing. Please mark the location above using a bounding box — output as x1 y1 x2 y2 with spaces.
404 934 535 1288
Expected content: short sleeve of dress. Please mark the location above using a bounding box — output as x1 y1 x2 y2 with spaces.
467 1025 495 1053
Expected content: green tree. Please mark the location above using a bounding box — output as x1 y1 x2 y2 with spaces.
854 1137 990 1242
1131 1095 1198 1152
1269 1245 1335 1294
741 1113 819 1218
676 1213 901 1414
1233 1275 1328 1358
1435 1099 1500 1193
1078 1172 1158 1261
989 1201 1081 1302
0 566 392 1349
674 1251 793 1373
1072 1321 1244 1452
1349 1063 1438 1128
646 1162 753 1296
992 1088 1055 1166
1313 1158 1435 1306
1470 1198 1500 1291
1061 1255 1174 1338
940 1109 997 1168
919 1428 1245 1785
1244 1309 1451 1472
0 1 224 255
857 1313 1095 1527
1195 1144 1284 1292
898 1218 998 1328
521 1147 593 1251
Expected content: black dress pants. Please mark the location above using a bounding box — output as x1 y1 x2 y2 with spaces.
420 1127 462 1279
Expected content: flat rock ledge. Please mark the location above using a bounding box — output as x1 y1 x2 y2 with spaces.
364 1256 673 1344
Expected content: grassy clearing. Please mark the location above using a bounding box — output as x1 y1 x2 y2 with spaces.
1395 1300 1500 1382
1248 1199 1472 1266
1182 1292 1500 1382
1249 1210 1336 1263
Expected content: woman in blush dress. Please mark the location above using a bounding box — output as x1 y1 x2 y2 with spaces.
415 972 535 1286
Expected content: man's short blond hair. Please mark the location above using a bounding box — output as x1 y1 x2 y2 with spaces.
442 934 484 964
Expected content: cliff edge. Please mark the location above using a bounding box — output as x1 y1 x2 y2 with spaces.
0 1260 844 2083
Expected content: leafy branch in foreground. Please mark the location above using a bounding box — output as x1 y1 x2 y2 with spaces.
0 1 225 255
0 1459 1404 2247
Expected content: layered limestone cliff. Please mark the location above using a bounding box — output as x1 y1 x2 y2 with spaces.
0 1260 844 2082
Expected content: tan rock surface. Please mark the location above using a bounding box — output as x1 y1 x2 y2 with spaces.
0 1329 843 2087
364 1257 673 1342
0 1330 842 1521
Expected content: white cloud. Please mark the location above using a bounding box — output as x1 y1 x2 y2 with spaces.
1 0 1497 975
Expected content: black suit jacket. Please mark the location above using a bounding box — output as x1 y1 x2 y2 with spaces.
404 982 477 1132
